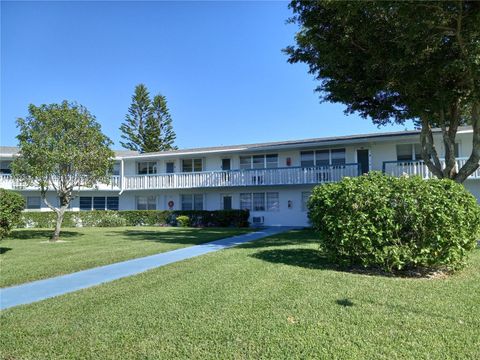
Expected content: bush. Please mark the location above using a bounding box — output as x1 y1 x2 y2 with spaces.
0 189 25 238
308 172 480 272
176 215 190 227
18 209 250 229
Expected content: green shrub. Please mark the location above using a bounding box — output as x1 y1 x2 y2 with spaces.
18 209 250 228
308 172 480 272
0 189 25 238
176 215 190 227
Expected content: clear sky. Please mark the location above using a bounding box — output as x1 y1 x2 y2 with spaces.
1 1 411 150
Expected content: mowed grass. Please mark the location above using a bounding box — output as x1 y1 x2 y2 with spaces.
1 230 479 359
0 226 251 287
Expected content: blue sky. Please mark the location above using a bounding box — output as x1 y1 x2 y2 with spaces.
1 1 410 149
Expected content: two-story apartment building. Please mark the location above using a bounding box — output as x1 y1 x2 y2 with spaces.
1 127 479 226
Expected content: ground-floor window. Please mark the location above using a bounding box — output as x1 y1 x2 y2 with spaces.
240 192 279 212
181 194 204 210
136 196 156 210
80 196 119 211
301 192 312 212
25 196 41 210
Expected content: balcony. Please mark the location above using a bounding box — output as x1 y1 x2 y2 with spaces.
382 158 480 180
123 164 361 190
0 175 121 191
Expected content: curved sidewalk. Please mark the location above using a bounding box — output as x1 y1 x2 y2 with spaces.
0 227 294 311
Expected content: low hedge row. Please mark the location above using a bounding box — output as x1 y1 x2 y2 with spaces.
18 209 250 228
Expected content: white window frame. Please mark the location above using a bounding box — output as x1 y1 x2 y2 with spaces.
136 196 157 210
239 154 278 170
300 148 346 167
182 159 203 173
79 196 119 211
137 161 157 175
181 194 204 210
239 192 279 212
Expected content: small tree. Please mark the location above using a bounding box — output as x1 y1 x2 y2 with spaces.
120 84 177 153
285 0 480 183
12 101 114 242
0 189 25 239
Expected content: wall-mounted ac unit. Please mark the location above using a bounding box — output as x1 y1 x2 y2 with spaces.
252 216 264 225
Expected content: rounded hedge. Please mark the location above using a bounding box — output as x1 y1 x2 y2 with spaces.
308 172 480 272
0 189 25 239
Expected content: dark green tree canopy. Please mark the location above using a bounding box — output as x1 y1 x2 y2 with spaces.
120 84 177 153
12 101 114 241
285 0 480 182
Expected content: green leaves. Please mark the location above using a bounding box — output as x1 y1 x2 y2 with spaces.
120 84 177 153
0 189 25 239
308 172 480 273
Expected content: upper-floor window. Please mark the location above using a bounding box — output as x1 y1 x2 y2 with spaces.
137 162 157 175
300 149 346 167
0 161 12 174
112 162 121 176
396 144 422 161
182 159 203 172
239 154 278 170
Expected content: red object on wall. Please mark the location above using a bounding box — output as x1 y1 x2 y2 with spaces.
168 200 174 209
286 157 292 166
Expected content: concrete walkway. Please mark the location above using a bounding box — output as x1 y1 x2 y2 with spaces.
0 227 294 311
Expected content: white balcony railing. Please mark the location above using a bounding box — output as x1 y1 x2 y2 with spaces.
0 175 121 191
123 164 361 190
382 158 480 179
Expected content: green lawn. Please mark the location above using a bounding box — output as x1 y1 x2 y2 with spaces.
1 229 479 359
0 226 251 288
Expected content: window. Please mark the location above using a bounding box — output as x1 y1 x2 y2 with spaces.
93 197 106 210
25 196 41 210
266 192 279 211
0 161 12 174
182 159 203 172
301 192 312 212
137 162 157 175
301 149 346 167
107 197 119 211
331 149 346 165
253 193 265 211
300 151 314 167
112 162 121 176
80 196 119 211
181 194 203 210
239 154 278 169
240 193 252 210
80 197 92 211
240 192 279 212
396 144 426 161
136 196 156 210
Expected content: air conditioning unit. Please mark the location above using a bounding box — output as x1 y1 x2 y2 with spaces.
252 216 264 226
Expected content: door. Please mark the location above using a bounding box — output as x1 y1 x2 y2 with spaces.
222 195 233 210
222 158 231 171
166 162 174 173
357 149 370 175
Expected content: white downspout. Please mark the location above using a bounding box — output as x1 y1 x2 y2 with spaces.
119 158 125 195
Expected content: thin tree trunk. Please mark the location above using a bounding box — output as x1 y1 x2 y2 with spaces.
455 102 480 183
50 208 66 242
420 118 443 178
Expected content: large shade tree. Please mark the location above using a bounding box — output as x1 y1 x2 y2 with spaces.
285 0 480 182
12 101 114 242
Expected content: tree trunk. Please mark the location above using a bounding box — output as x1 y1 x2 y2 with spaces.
455 102 480 183
50 207 66 242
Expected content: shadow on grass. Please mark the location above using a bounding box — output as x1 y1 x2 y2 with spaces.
250 248 334 270
336 298 354 307
10 230 81 240
238 229 318 249
106 228 246 245
0 247 12 254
